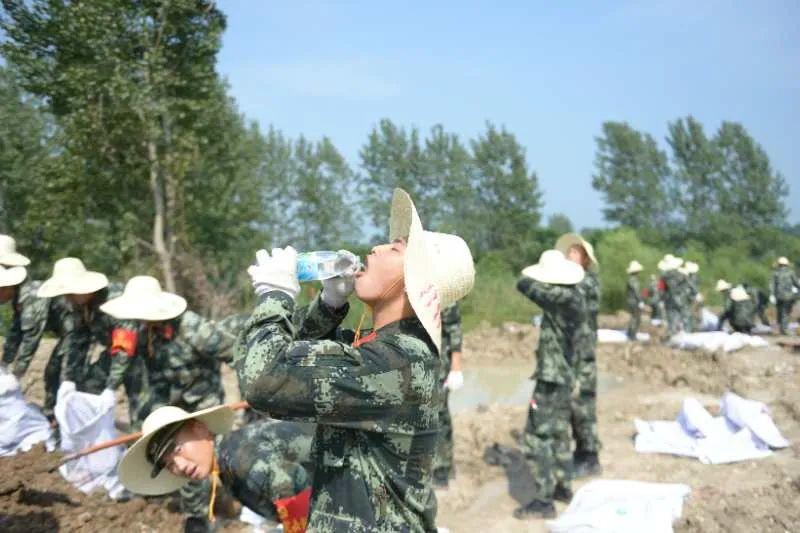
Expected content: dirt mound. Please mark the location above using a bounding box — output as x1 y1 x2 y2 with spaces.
463 322 538 361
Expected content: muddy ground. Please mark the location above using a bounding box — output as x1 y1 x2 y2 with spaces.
2 316 799 532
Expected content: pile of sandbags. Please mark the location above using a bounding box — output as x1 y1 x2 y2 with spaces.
668 331 768 353
0 367 54 456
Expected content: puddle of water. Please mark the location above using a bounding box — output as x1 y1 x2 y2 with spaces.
449 362 621 414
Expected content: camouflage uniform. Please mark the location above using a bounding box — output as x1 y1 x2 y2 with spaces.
743 283 770 327
571 271 600 457
626 274 642 341
516 276 584 502
647 277 663 321
683 273 699 332
433 303 462 481
662 270 684 338
70 283 145 423
718 298 755 334
216 419 314 523
771 265 800 334
235 292 442 532
2 280 78 417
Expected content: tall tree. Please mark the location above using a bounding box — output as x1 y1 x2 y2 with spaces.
470 122 543 257
546 213 574 236
1 0 229 291
592 122 674 239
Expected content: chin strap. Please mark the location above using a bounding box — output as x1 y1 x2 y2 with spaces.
352 276 404 347
207 455 220 523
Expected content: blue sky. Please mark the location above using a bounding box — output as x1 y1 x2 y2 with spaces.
216 0 799 230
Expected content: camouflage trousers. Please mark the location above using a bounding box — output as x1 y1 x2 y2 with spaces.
682 306 696 333
433 388 453 475
777 299 796 335
81 354 145 426
627 306 641 341
571 357 600 454
665 304 683 338
521 380 572 500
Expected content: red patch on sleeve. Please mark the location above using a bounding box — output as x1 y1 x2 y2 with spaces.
657 279 667 292
161 324 175 340
273 487 311 533
110 328 137 357
641 287 650 298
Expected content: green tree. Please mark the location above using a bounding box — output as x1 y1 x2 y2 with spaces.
591 122 674 241
546 213 573 236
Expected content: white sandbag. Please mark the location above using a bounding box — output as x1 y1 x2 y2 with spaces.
597 329 651 343
699 308 718 332
55 381 125 499
0 369 54 456
676 398 714 438
546 479 690 533
669 331 768 353
720 392 789 448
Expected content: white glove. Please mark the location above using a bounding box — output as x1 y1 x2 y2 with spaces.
100 388 116 406
695 293 704 303
769 294 776 305
247 247 300 300
444 370 464 391
638 301 645 310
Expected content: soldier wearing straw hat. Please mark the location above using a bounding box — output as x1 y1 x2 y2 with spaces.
626 260 645 341
771 257 799 335
99 275 244 532
555 233 602 479
514 249 585 518
118 404 314 532
236 188 475 531
658 254 684 338
718 286 755 334
0 235 34 374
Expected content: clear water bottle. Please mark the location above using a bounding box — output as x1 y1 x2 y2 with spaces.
296 250 362 282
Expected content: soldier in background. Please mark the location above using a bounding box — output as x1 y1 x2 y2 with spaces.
433 302 464 488
625 261 644 341
742 282 770 328
770 257 799 335
718 286 755 334
514 250 585 519
659 255 684 338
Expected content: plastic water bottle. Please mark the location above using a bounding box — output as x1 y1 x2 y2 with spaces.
296 251 361 282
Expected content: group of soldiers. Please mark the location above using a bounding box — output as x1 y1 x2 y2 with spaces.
625 252 799 340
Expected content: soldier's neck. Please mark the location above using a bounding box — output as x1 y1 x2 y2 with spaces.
372 297 414 331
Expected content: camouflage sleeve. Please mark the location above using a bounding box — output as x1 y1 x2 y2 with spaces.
517 276 583 315
717 300 732 330
2 306 23 365
293 294 349 340
180 311 241 363
53 307 83 383
235 291 418 423
11 298 50 377
441 304 462 352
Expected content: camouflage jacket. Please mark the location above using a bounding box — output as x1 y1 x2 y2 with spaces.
648 280 661 306
686 274 699 303
772 266 800 302
67 283 128 375
235 292 442 533
2 280 77 378
627 275 642 310
662 270 685 308
107 310 246 405
439 303 462 382
517 276 585 385
718 298 754 331
217 419 314 522
578 271 600 333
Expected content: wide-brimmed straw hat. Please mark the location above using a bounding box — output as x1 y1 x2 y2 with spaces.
555 233 598 272
389 189 475 354
730 286 750 302
100 276 187 321
118 405 235 495
0 235 30 267
684 261 699 274
776 257 790 267
658 254 683 272
522 249 585 286
715 279 732 292
37 258 108 298
0 265 26 288
626 260 643 274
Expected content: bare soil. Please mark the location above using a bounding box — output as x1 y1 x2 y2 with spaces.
3 316 799 532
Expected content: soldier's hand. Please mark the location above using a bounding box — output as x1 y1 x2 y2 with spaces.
247 247 301 300
769 295 776 305
444 370 464 391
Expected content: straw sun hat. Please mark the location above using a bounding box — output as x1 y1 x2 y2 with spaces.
0 235 30 267
730 286 750 302
118 405 235 495
101 276 187 321
522 249 585 286
0 265 26 288
658 254 683 272
626 260 643 274
776 257 790 266
37 258 108 298
389 189 475 354
715 279 732 292
555 233 598 272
